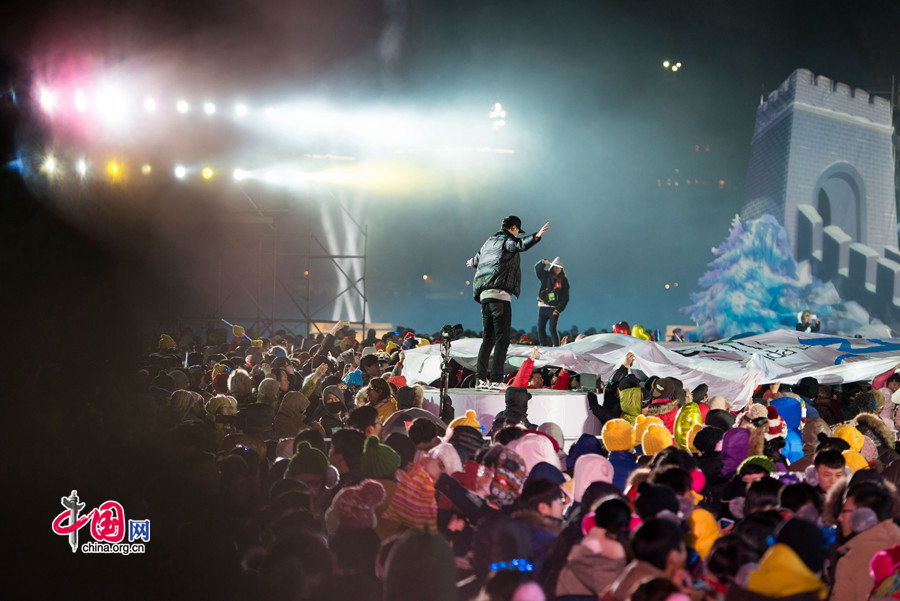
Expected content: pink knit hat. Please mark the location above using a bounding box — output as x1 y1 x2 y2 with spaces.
508 432 562 474
325 479 386 533
573 454 614 502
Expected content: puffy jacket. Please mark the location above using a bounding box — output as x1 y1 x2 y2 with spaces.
470 230 541 302
534 261 569 311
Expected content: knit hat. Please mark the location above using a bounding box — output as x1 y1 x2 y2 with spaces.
447 425 486 463
601 419 636 451
745 403 769 422
651 377 677 399
635 415 665 448
692 384 709 403
573 454 614 502
343 369 364 386
489 447 527 506
289 441 329 477
705 408 736 430
566 434 603 471
426 442 462 476
708 396 730 411
634 481 679 519
525 461 567 487
842 449 869 472
360 435 401 479
833 424 865 452
641 423 674 456
737 455 775 475
795 377 819 399
324 479 386 533
395 386 418 410
693 426 725 453
158 334 176 351
383 463 438 531
538 422 565 452
508 432 562 473
205 394 237 417
448 409 480 430
686 423 703 453
765 406 787 440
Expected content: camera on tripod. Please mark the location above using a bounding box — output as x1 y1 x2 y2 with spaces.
440 323 464 341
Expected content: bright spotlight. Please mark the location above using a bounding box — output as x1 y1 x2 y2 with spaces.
144 97 157 112
74 89 88 112
41 155 58 174
422 274 429 281
675 62 682 68
38 88 57 114
75 159 87 177
671 65 679 72
264 171 274 182
201 167 214 179
233 169 246 181
234 104 248 117
176 99 190 113
107 161 120 177
203 102 216 115
174 165 187 179
264 107 276 119
141 164 152 175
663 60 670 68
96 85 129 125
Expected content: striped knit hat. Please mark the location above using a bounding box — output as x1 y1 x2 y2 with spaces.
488 447 527 506
383 463 438 531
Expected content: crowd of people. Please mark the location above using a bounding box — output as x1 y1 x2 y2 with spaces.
137 320 900 601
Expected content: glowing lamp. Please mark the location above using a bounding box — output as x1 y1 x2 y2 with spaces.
141 164 152 175
74 90 88 112
75 159 87 177
202 167 214 179
233 169 246 181
107 161 120 177
174 165 187 179
144 97 157 112
203 102 216 115
234 104 248 117
41 155 58 173
176 100 190 113
39 88 57 113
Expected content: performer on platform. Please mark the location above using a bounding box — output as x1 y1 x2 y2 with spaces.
796 309 821 333
535 257 569 346
467 215 550 390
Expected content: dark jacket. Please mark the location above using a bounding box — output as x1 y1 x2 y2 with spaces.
470 230 541 302
534 261 569 311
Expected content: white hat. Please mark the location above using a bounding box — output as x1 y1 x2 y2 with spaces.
549 257 564 269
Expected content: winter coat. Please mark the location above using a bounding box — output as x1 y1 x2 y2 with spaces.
555 539 626 598
619 388 643 425
604 559 664 601
608 450 638 492
511 509 564 576
534 260 570 311
832 519 900 601
511 358 570 390
745 543 827 600
495 387 535 429
645 398 679 433
470 230 541 302
770 396 804 464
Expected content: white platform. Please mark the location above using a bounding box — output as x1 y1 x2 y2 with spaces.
421 387 601 445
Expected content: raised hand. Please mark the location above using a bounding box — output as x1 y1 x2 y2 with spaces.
537 222 550 238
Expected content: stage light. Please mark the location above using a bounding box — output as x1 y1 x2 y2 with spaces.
422 274 429 281
663 60 671 68
38 88 57 114
74 89 88 112
233 169 246 181
41 155 58 174
174 165 187 179
671 65 679 72
202 167 214 179
141 164 152 175
675 62 682 68
176 99 190 113
665 284 671 289
75 159 87 177
96 84 129 126
203 102 216 115
107 161 120 177
234 104 248 117
264 171 274 182
144 97 157 112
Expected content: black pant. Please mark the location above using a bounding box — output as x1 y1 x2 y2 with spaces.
537 306 560 346
478 299 512 382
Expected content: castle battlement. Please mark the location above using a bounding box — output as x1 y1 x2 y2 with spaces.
754 69 892 136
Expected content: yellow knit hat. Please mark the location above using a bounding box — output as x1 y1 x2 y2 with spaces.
842 449 869 472
635 415 664 448
642 424 674 456
232 325 245 338
601 419 636 451
385 341 399 354
686 423 703 453
448 409 480 430
211 363 228 378
833 424 865 453
158 334 176 351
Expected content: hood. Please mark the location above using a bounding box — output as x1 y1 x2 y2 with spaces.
801 418 831 454
619 388 643 420
770 396 803 431
746 543 827 599
645 399 678 417
510 509 564 536
505 387 532 414
854 412 894 449
721 427 750 474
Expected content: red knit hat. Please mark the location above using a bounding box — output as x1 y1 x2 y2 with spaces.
325 479 386 533
383 463 437 531
766 405 787 440
212 372 230 395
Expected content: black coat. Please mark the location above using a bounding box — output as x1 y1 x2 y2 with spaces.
534 261 569 311
470 230 541 302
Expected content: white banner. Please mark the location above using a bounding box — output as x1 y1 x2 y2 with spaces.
400 330 900 408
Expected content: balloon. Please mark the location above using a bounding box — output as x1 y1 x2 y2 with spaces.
613 321 630 335
674 402 703 450
630 324 650 340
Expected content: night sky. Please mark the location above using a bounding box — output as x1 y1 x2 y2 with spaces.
2 0 899 335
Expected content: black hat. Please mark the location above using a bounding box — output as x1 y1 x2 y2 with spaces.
776 518 826 574
693 426 725 453
501 215 522 231
705 408 736 431
634 481 679 519
795 376 819 399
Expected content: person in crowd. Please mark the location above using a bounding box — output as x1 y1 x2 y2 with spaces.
467 215 550 390
796 309 821 332
510 346 571 390
534 257 569 347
